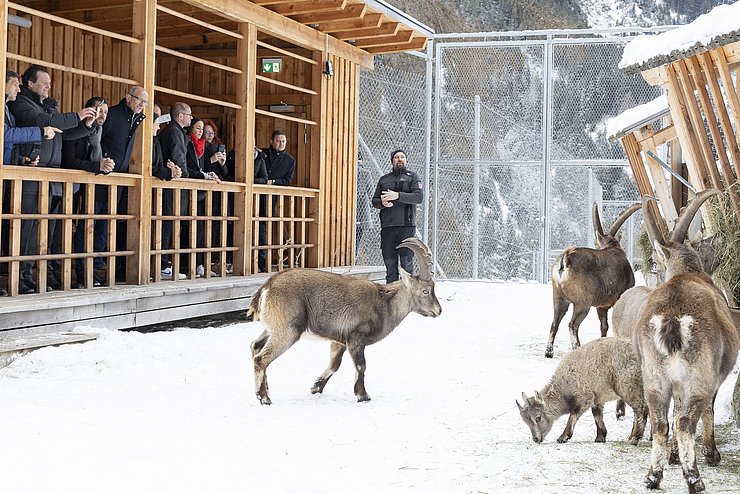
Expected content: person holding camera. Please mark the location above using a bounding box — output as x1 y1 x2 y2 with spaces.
6 65 97 294
371 149 423 284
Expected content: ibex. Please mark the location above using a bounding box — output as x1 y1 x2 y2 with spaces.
545 203 640 357
612 189 722 419
633 192 738 493
248 238 442 405
517 337 647 445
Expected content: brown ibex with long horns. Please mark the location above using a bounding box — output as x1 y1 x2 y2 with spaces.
248 238 442 405
612 189 724 420
633 191 738 493
545 203 641 358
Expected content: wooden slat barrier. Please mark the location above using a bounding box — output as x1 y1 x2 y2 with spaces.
251 184 318 273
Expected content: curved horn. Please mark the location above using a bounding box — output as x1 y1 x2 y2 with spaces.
607 203 641 238
592 202 606 238
397 237 433 281
669 188 721 243
642 195 667 247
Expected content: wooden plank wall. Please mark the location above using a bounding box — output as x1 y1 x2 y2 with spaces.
6 21 130 112
319 54 359 267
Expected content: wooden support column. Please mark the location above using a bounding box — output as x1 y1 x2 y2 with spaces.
0 0 8 266
128 0 157 284
233 21 256 276
308 48 324 267
622 132 667 232
638 127 679 228
665 64 708 190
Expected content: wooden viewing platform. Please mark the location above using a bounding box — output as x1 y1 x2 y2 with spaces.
0 265 385 362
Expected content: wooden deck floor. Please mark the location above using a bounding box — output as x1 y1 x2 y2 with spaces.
0 266 385 342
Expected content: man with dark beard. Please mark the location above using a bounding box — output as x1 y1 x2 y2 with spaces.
371 149 423 283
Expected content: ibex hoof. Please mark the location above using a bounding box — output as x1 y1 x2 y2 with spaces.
644 470 662 489
311 380 326 394
627 436 639 446
544 349 554 359
357 395 371 403
556 435 570 444
687 475 705 494
258 395 272 405
703 447 721 466
595 435 606 443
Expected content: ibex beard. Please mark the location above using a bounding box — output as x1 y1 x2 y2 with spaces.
248 238 442 405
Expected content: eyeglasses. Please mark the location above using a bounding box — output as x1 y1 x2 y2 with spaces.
128 93 149 106
204 131 215 136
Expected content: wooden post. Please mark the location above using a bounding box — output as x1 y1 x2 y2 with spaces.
128 0 157 284
233 21 256 276
0 0 8 270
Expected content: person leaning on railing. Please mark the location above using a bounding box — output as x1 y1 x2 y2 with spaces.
6 65 97 294
1 69 61 296
61 96 115 288
185 117 221 278
99 86 147 282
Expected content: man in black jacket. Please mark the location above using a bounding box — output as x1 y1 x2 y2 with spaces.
371 149 423 283
7 65 97 293
62 96 115 287
257 129 295 271
157 102 192 277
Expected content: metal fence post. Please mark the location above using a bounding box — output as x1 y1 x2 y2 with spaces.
473 95 481 279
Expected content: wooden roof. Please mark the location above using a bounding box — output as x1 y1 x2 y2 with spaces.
17 0 433 55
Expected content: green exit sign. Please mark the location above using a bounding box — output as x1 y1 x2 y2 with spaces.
262 58 282 73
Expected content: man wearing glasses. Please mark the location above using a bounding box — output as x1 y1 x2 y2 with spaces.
95 86 148 282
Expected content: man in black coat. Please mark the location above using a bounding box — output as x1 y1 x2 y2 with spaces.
62 96 115 287
258 129 295 271
371 149 423 283
156 102 192 276
7 65 97 293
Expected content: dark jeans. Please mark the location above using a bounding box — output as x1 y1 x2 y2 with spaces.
19 188 62 282
73 193 109 279
380 226 415 283
160 189 189 269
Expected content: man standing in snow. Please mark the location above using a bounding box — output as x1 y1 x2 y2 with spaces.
371 149 423 283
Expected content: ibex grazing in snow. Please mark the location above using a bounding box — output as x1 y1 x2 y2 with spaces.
248 238 442 405
545 203 640 357
634 193 738 493
517 337 647 444
612 189 723 420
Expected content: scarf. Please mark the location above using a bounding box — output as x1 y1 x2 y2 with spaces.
189 133 205 157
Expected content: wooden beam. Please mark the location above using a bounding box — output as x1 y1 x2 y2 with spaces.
334 22 399 40
291 4 366 24
311 13 382 33
179 0 373 68
156 4 242 39
256 40 318 65
637 127 679 227
270 0 347 17
22 0 133 15
711 48 740 179
364 36 427 54
353 30 413 49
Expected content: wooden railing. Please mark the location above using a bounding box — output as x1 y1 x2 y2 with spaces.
0 167 319 295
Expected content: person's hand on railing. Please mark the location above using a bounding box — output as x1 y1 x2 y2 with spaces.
166 160 182 180
99 157 115 174
206 171 222 183
21 155 40 167
43 126 62 139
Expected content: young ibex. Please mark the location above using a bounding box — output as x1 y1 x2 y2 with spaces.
612 189 723 419
634 192 738 493
545 203 640 357
248 238 442 405
517 337 647 444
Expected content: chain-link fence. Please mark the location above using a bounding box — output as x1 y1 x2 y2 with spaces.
358 28 671 281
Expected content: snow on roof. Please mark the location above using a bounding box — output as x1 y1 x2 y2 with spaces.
606 94 669 141
619 1 740 74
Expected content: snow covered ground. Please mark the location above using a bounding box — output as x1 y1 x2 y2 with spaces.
1 281 738 493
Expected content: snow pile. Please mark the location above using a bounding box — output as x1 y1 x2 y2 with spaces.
605 94 669 140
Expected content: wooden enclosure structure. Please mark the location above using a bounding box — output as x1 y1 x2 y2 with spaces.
0 0 433 297
613 21 740 234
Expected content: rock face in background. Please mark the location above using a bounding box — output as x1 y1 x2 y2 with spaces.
391 0 735 33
